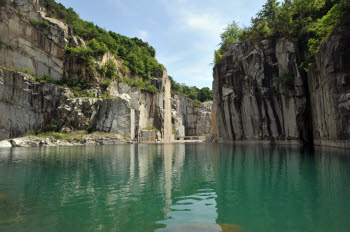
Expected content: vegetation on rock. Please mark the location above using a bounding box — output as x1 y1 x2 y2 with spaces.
30 19 50 30
36 0 212 97
214 0 350 68
32 74 54 83
39 0 163 80
56 76 95 98
121 77 160 93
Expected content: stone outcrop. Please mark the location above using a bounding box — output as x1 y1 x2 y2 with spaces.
213 38 309 144
0 140 12 147
213 30 350 148
0 0 174 143
0 67 140 140
0 0 78 80
0 134 131 148
308 29 350 148
171 94 212 138
107 70 172 141
197 101 213 136
138 130 156 143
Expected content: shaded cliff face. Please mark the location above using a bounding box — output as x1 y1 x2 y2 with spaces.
308 30 350 148
213 30 350 148
171 94 212 137
213 38 309 144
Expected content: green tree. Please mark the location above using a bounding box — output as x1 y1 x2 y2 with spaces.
213 0 349 69
40 0 163 80
105 59 117 79
198 87 213 102
274 0 293 36
88 38 108 57
220 20 242 51
258 0 280 34
214 20 242 64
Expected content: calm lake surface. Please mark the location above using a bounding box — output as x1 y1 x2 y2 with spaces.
0 144 350 232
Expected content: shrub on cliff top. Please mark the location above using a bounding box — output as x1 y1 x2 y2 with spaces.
121 77 159 93
214 0 350 68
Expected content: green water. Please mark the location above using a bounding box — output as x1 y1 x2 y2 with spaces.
0 144 350 232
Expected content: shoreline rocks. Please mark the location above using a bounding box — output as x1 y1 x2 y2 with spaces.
0 133 132 148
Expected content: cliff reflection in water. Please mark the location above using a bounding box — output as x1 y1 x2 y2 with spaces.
0 144 350 232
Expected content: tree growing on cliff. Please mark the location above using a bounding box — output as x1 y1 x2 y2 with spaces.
214 0 349 66
220 21 242 51
214 20 242 64
258 0 280 34
198 87 213 102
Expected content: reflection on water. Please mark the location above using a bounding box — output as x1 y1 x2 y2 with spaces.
0 144 350 232
156 189 218 231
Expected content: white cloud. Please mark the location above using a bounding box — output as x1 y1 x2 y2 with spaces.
181 10 226 36
156 0 230 87
137 30 150 40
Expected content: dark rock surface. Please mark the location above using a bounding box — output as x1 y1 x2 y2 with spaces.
213 32 350 148
213 37 310 145
308 30 350 148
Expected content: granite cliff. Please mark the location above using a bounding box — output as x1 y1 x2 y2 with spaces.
0 0 212 145
213 29 350 148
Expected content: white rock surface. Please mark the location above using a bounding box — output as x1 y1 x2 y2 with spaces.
171 94 212 137
0 140 12 148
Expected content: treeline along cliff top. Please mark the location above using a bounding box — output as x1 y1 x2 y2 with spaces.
34 0 212 102
214 0 350 69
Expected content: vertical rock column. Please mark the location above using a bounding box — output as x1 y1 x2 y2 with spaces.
162 70 173 142
308 31 350 148
212 38 309 144
210 105 217 137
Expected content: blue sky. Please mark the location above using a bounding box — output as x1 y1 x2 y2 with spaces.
57 0 265 88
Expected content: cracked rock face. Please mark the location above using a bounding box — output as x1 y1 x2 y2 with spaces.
171 94 212 137
0 67 139 140
213 38 310 144
308 30 350 148
0 0 73 80
107 71 172 141
0 0 173 142
213 32 350 148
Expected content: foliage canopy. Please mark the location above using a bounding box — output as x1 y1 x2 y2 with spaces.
39 0 162 79
169 76 213 103
214 0 350 68
37 0 212 100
